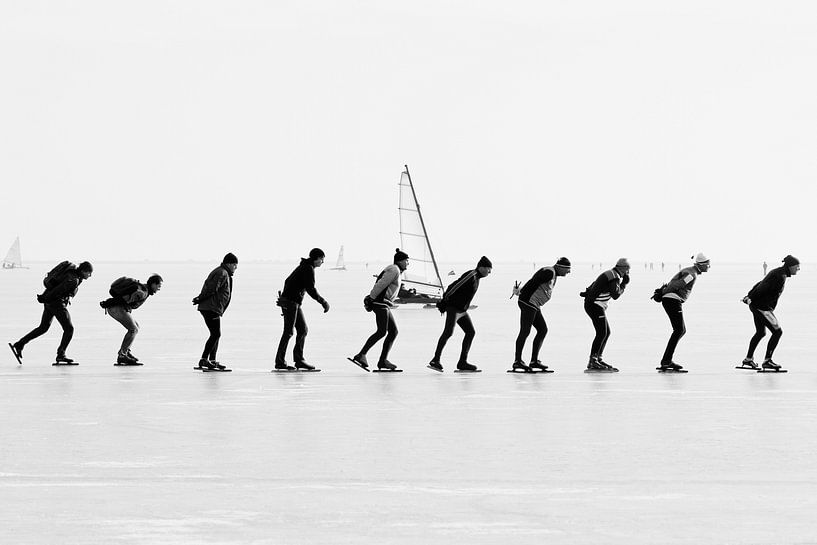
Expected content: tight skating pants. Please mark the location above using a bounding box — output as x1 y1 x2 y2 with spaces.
747 306 782 361
276 303 307 364
200 310 221 361
515 301 548 362
359 306 398 363
433 310 475 363
583 300 609 358
660 298 686 363
18 303 74 356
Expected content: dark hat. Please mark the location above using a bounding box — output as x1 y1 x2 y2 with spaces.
78 261 93 273
309 248 326 260
222 252 238 265
394 248 409 263
477 256 493 269
555 257 571 270
782 255 800 267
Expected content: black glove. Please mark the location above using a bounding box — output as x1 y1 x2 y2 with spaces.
621 274 630 287
36 294 45 304
321 300 330 313
192 296 200 305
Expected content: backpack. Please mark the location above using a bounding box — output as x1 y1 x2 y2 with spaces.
109 277 140 299
43 261 77 289
651 283 667 302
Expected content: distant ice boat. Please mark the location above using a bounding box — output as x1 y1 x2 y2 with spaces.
2 236 28 269
330 245 347 271
448 270 456 276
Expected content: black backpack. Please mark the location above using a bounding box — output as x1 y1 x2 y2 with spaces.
43 261 77 289
109 277 140 298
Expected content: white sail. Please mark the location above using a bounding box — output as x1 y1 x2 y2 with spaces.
2 236 24 269
398 167 443 295
331 245 346 270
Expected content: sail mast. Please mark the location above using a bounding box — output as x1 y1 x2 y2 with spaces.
403 165 443 289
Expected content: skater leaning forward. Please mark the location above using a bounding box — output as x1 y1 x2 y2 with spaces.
581 258 630 372
740 255 800 371
100 274 164 365
512 257 571 372
192 253 237 371
428 256 493 373
275 248 330 371
655 253 710 372
350 249 409 371
9 260 93 365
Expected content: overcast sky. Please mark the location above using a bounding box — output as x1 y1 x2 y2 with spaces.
1 1 814 264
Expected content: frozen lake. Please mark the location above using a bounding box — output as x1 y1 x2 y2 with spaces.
1 260 816 544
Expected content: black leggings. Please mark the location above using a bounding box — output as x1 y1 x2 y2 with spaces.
358 306 398 362
276 304 308 364
584 300 609 358
661 298 686 363
747 306 782 360
433 310 475 363
515 301 548 361
200 310 221 360
18 303 74 355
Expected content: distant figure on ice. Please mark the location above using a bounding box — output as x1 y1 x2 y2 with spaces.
8 261 93 365
661 262 665 272
428 256 493 372
762 261 768 275
511 257 571 372
192 253 237 371
654 253 710 372
580 258 630 372
100 274 163 365
349 249 409 372
275 248 330 371
739 255 800 371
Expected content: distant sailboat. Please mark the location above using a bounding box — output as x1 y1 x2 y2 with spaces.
2 236 27 269
330 245 347 271
395 165 444 306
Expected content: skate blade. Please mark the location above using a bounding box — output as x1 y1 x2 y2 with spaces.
735 365 758 370
507 368 535 373
657 368 688 373
584 369 616 373
52 362 79 366
757 368 787 373
114 362 144 366
346 357 371 372
272 368 298 373
373 368 403 373
454 369 482 373
200 367 232 372
426 365 444 373
8 343 22 365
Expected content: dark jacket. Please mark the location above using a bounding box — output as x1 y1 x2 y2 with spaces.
747 266 788 311
41 270 83 306
114 283 150 312
583 269 627 308
280 258 326 306
519 267 556 309
442 270 480 313
196 265 233 316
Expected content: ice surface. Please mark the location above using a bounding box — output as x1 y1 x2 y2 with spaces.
1 261 815 544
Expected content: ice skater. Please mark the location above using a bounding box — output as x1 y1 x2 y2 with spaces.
100 274 163 365
192 253 237 371
349 249 409 372
739 255 800 372
9 261 93 365
655 253 710 372
274 248 330 371
428 256 493 373
581 258 630 372
511 257 571 372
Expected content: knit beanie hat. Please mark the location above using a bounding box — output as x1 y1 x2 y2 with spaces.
222 253 238 265
615 258 630 269
477 256 493 269
694 252 710 264
393 248 409 263
309 248 325 260
783 255 800 267
555 257 571 270
78 261 93 273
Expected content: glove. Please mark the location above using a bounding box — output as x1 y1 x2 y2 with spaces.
741 296 750 305
36 294 45 303
192 296 200 305
321 300 330 313
621 274 630 286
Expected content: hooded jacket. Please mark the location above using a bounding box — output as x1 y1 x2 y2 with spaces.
196 265 233 316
